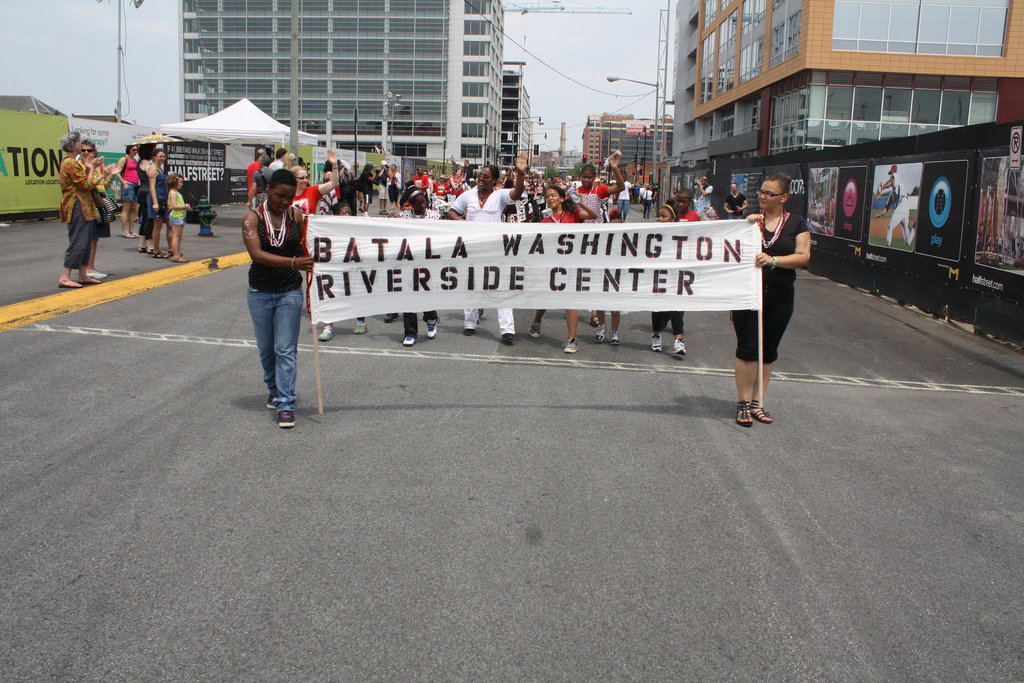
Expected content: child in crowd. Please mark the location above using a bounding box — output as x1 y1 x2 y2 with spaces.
166 174 191 263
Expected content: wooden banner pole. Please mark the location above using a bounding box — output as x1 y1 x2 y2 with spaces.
311 319 324 415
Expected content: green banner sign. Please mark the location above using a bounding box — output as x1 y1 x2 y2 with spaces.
0 110 70 215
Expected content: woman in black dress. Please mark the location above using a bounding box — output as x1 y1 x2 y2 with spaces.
732 173 811 426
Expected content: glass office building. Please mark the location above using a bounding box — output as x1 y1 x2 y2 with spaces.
179 0 504 162
672 0 1024 160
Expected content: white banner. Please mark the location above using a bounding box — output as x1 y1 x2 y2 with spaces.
67 117 154 157
305 217 762 323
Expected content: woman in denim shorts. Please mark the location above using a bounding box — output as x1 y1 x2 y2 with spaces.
119 144 140 238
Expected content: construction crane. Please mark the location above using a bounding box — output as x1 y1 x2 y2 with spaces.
503 2 632 14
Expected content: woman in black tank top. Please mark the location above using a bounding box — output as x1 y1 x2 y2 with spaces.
242 169 313 429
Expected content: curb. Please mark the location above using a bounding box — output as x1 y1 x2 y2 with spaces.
0 252 252 332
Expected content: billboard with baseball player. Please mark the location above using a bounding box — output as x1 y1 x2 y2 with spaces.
869 162 922 252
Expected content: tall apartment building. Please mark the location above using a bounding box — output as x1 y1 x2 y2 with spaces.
499 62 532 167
178 0 505 162
582 114 674 180
672 0 1024 162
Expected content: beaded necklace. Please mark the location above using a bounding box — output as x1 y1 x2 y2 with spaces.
760 209 788 250
261 200 287 249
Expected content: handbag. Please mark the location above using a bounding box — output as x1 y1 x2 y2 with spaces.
93 189 119 225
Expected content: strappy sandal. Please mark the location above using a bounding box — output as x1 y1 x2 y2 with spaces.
589 313 600 327
736 400 753 427
153 251 170 259
750 400 773 424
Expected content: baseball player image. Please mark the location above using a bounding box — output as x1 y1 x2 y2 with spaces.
870 163 922 251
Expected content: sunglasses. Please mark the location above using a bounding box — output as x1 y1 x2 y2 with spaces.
295 175 309 181
82 148 96 153
758 188 786 197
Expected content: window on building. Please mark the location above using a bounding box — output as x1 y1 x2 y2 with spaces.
461 144 483 159
704 0 718 28
911 89 941 124
700 35 715 104
769 23 785 67
969 92 998 125
718 58 735 95
940 91 971 126
853 87 882 121
465 0 490 13
739 38 762 83
394 143 427 157
464 40 489 56
462 123 485 138
463 102 486 117
882 89 912 122
833 0 1007 56
825 86 853 120
463 62 488 77
785 10 800 59
465 19 489 35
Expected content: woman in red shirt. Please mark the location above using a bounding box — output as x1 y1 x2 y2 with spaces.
290 150 339 216
528 185 597 353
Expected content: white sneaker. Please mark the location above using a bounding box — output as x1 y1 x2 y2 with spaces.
403 336 416 346
563 338 579 353
673 338 687 355
651 334 662 352
595 324 606 343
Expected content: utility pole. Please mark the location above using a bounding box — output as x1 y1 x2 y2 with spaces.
116 0 122 123
289 0 299 155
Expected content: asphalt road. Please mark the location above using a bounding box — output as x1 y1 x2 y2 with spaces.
1 206 1022 680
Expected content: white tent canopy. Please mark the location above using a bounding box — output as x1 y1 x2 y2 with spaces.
160 98 318 146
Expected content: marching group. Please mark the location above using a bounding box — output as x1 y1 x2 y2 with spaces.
239 148 810 429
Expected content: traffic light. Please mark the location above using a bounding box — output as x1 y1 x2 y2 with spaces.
582 155 587 163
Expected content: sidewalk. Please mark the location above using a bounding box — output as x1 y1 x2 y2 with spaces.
0 204 252 309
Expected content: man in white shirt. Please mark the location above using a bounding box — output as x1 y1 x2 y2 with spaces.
617 178 632 219
268 147 287 171
447 152 528 344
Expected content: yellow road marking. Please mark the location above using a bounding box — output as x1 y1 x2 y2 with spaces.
0 252 252 332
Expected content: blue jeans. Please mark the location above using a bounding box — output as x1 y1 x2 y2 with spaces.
617 199 630 218
247 287 304 411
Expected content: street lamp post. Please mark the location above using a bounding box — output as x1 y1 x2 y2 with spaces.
113 0 145 123
608 74 662 193
382 87 402 158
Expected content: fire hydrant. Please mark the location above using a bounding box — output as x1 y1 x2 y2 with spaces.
197 197 217 237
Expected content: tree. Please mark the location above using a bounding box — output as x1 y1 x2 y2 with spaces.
544 165 559 179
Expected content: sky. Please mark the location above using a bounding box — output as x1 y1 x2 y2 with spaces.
1 0 672 152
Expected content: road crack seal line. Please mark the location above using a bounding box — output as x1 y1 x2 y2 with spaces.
23 323 1024 397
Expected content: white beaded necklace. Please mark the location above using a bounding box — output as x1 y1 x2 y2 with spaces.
261 200 287 248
